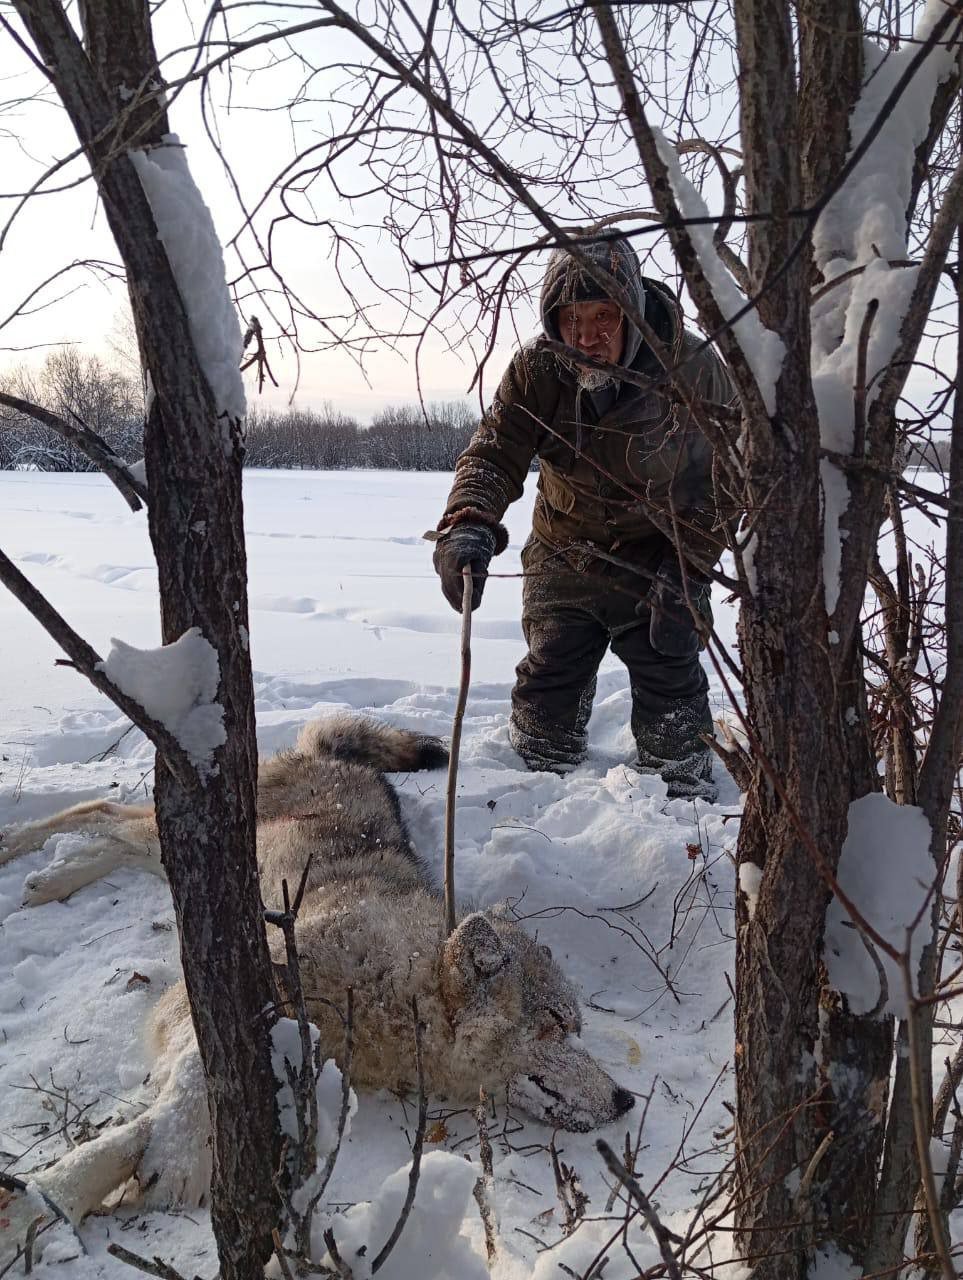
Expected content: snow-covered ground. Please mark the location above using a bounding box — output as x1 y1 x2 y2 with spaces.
2 468 743 1277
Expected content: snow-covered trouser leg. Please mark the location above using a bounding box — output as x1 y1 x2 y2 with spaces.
510 540 608 772
509 536 716 795
609 608 716 801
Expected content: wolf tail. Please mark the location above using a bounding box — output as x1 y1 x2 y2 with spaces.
296 713 449 773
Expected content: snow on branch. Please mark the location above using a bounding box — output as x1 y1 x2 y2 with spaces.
129 136 246 430
0 547 197 785
813 1 960 276
811 1 961 614
824 793 933 1019
97 630 226 777
653 130 786 417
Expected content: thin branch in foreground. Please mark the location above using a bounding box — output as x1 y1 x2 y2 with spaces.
105 1242 190 1280
0 546 197 787
473 1089 498 1261
596 1139 682 1280
0 391 147 511
371 998 428 1273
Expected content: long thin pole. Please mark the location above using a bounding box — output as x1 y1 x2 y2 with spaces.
444 565 474 936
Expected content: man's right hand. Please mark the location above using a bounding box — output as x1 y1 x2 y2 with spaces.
432 523 497 612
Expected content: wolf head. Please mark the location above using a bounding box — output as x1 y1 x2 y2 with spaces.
441 912 635 1132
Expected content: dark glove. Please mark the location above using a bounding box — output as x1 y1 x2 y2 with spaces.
432 523 497 612
645 562 712 658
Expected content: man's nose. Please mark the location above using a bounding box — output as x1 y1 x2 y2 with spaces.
574 320 601 350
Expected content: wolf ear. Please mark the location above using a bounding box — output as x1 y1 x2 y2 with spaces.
446 913 506 978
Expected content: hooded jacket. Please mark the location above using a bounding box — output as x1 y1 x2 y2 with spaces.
438 235 735 572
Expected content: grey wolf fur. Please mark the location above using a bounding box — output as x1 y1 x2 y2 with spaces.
0 714 633 1225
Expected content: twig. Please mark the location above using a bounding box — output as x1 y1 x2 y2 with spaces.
272 1228 295 1280
550 1135 589 1235
903 956 956 1280
105 1243 188 1279
265 862 328 1260
322 1228 353 1279
371 998 428 1272
705 719 753 792
596 1139 682 1280
444 564 473 937
303 989 355 1227
240 315 279 394
793 1130 834 1214
852 297 879 459
473 1089 497 1262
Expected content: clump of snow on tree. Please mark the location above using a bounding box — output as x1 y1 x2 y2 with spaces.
811 0 958 614
129 135 246 426
738 861 762 920
272 1018 347 1145
824 793 933 1018
315 1151 489 1280
97 629 226 772
653 129 785 416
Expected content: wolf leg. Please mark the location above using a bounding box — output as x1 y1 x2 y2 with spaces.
134 983 212 1208
20 820 163 906
0 1114 152 1269
0 800 154 866
35 1112 154 1225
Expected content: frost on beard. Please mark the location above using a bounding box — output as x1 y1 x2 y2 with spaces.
97 629 226 775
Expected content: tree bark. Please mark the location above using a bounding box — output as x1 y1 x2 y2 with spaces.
730 1 891 1270
11 3 280 1276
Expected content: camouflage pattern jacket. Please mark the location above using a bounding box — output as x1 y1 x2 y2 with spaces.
438 276 734 575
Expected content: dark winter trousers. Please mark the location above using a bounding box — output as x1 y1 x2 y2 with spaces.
509 537 711 773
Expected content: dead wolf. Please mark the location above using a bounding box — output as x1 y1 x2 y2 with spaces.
0 713 633 1224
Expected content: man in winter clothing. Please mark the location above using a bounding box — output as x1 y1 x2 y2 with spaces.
431 233 733 800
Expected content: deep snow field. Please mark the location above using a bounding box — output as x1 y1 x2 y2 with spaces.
0 468 746 1278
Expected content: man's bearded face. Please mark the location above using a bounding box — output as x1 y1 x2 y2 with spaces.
556 301 625 390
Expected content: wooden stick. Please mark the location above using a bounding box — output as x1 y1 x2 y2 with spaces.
443 565 473 937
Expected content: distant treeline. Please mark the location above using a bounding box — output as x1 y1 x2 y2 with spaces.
0 349 952 473
243 402 479 470
0 351 480 472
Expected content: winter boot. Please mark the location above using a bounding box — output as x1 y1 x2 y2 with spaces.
632 695 718 802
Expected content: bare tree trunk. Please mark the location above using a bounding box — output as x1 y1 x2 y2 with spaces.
730 0 894 1269
11 3 280 1276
